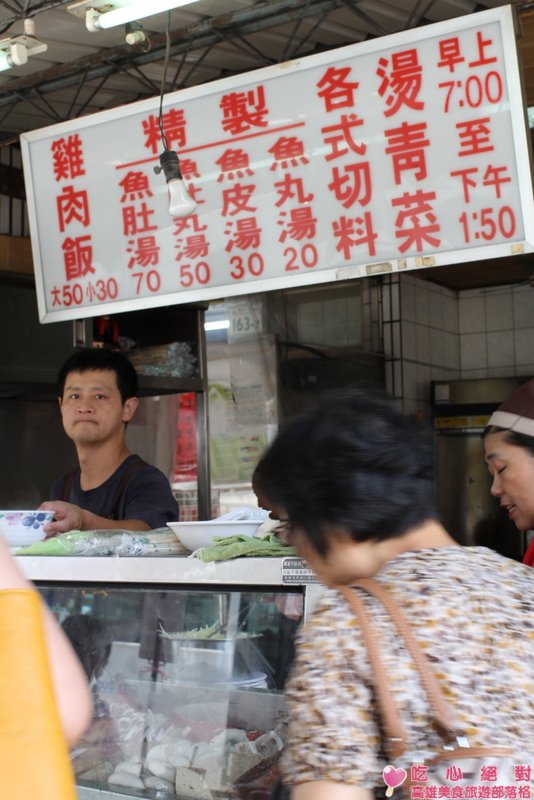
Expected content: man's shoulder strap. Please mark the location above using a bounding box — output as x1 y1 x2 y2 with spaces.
59 469 77 502
108 456 149 520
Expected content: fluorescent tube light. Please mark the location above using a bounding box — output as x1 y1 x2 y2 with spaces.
0 52 11 72
0 43 28 72
86 0 201 31
204 320 230 332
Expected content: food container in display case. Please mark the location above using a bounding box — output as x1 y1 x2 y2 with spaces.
17 555 323 800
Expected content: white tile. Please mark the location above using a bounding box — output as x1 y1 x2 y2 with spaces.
512 287 534 329
401 321 417 359
486 330 514 368
460 332 487 371
461 368 490 380
413 285 429 327
514 328 534 365
487 367 516 378
386 321 401 359
298 300 323 326
382 279 394 323
484 290 513 332
400 278 415 322
324 323 349 346
384 360 394 395
383 323 395 359
430 328 444 366
459 295 485 334
441 293 459 334
402 361 418 400
390 281 400 319
442 331 460 370
430 366 460 382
416 363 431 393
393 360 403 398
427 290 442 330
416 324 431 363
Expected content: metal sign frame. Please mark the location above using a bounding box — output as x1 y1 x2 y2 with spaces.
20 6 534 322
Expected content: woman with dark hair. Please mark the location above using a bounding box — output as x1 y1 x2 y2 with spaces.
482 377 534 566
255 389 534 800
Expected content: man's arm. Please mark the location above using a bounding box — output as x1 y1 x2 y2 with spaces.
39 500 151 536
0 536 92 744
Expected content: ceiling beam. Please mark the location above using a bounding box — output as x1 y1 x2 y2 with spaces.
0 0 347 111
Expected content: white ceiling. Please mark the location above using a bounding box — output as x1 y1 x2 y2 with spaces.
0 0 525 142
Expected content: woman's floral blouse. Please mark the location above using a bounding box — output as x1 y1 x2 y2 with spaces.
281 546 534 792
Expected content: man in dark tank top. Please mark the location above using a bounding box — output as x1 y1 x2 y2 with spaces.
39 348 178 536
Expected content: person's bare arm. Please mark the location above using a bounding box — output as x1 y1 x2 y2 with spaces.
39 500 151 536
0 537 92 744
292 782 373 800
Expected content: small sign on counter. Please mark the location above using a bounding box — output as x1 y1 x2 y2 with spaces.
282 557 320 584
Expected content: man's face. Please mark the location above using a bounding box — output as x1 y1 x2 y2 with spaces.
59 369 138 447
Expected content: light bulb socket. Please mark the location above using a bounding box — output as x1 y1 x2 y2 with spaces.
155 149 184 183
154 149 197 218
125 21 147 46
10 43 28 67
86 8 103 33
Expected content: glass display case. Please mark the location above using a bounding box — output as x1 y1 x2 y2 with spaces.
17 556 323 800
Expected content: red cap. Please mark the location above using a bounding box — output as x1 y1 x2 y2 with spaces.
487 378 534 437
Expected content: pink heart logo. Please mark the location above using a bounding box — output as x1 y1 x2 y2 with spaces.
383 765 407 788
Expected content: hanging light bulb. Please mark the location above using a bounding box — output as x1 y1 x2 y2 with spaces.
154 149 197 218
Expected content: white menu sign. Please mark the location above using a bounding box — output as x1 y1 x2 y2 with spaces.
20 6 534 322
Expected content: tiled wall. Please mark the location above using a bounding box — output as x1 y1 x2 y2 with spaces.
383 272 534 416
459 283 534 379
383 272 461 416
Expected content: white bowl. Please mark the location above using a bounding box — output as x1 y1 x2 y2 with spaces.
167 520 261 551
0 510 55 548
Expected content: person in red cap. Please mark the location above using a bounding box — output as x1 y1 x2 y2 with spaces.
483 377 534 566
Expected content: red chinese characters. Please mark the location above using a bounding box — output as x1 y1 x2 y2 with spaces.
143 109 187 155
220 86 269 135
173 158 210 289
377 49 424 117
377 46 441 255
436 28 515 247
50 133 98 307
218 145 264 281
117 167 161 295
51 134 85 181
269 136 318 272
409 761 533 800
122 105 193 292
317 65 377 260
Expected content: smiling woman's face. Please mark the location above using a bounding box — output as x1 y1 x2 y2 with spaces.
484 431 534 532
